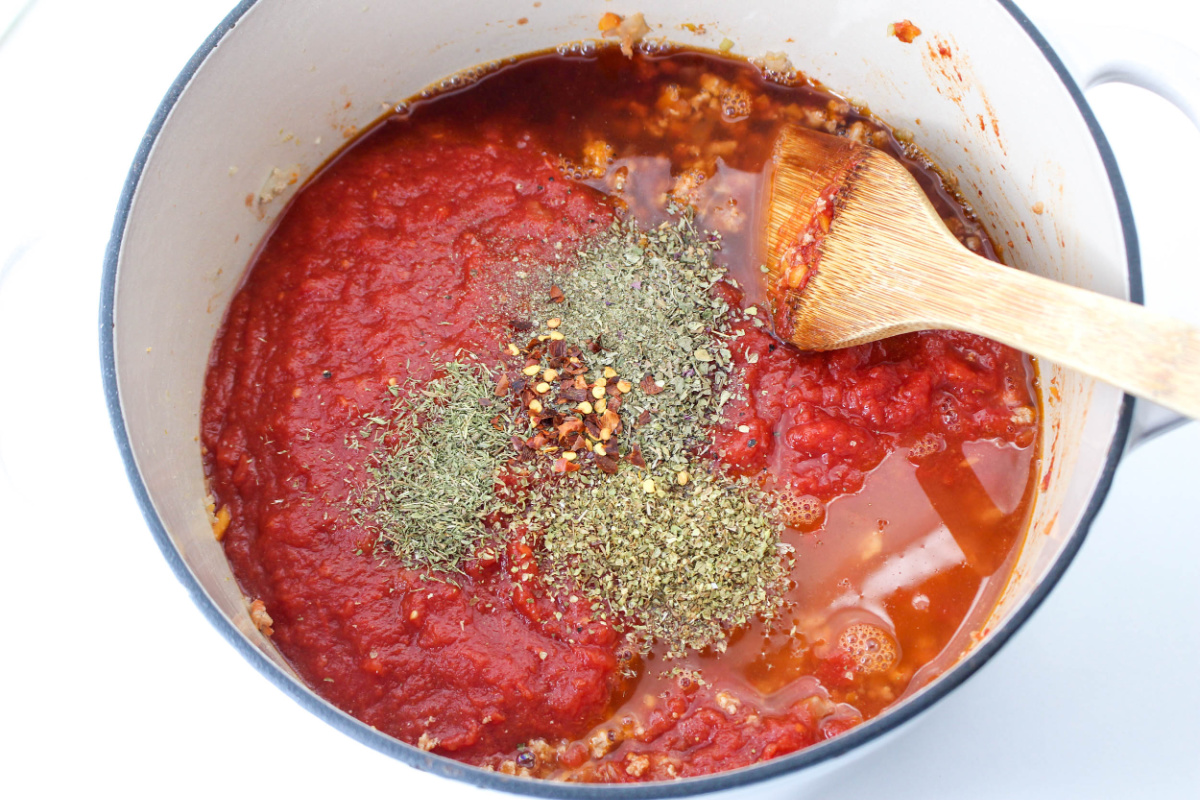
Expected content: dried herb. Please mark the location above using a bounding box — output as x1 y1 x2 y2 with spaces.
522 211 738 473
355 361 515 573
526 465 789 657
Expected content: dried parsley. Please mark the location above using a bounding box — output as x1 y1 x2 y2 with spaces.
355 361 514 573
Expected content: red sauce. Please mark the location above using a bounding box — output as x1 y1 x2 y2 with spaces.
202 47 1038 781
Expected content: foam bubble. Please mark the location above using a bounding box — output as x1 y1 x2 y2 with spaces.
556 41 598 57
428 62 503 97
837 623 898 674
778 492 825 530
907 433 944 460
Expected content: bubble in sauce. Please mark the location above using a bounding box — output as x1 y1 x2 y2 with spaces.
777 492 825 530
837 623 898 674
907 433 944 460
640 38 670 55
556 41 598 57
423 61 504 97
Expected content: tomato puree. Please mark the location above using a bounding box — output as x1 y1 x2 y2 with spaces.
202 48 1039 781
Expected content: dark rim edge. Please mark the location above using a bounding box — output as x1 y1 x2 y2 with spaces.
99 1 1139 796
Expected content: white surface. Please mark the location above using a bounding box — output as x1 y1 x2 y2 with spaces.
0 1 1196 797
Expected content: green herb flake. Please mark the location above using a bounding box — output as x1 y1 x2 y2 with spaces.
524 211 735 470
354 360 514 573
525 465 789 657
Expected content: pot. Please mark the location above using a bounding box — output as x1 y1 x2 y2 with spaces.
99 1 1194 796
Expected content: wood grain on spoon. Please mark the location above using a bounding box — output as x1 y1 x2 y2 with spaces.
765 125 1200 420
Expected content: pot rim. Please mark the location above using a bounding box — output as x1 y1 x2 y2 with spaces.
99 1 1139 795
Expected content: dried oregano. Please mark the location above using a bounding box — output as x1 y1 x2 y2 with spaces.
526 465 789 657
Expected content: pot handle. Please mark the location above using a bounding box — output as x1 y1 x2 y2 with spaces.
1042 23 1200 127
1037 21 1199 449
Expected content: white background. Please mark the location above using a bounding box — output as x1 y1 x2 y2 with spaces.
0 1 1196 797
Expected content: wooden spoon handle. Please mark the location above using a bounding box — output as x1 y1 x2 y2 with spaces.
931 252 1200 419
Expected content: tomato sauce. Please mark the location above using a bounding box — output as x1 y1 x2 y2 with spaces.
202 47 1039 781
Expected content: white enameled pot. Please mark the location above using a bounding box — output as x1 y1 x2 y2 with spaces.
100 1 1196 797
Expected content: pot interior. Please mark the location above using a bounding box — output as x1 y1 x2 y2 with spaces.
108 0 1131 790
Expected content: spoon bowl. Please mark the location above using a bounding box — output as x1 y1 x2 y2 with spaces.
766 125 1200 419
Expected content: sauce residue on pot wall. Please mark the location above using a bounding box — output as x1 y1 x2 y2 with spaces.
922 33 1006 155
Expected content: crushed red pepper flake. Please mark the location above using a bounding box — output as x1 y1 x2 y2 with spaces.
626 444 647 469
640 375 665 395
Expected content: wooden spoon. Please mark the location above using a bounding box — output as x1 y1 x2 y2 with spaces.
765 125 1200 420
